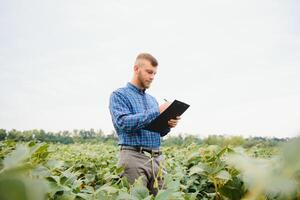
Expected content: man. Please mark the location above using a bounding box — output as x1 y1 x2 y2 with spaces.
109 53 180 195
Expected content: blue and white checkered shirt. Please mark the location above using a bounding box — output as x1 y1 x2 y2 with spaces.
109 82 170 149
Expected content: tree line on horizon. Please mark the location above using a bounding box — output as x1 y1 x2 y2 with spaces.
0 128 289 148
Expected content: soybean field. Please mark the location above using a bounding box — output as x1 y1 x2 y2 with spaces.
0 137 299 200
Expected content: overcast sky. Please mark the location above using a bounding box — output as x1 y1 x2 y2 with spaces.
1 0 300 138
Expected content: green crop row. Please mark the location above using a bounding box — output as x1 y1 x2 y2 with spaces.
0 138 299 200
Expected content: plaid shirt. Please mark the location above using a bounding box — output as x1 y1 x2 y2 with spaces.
109 82 170 148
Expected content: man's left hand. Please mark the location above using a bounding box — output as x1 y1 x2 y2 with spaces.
168 116 181 128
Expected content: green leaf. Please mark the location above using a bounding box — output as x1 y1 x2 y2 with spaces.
85 174 95 183
189 165 204 176
219 177 244 200
183 191 198 200
3 144 30 169
46 175 60 183
0 179 27 200
76 193 91 199
116 191 131 200
57 191 76 200
215 170 231 181
143 151 152 158
116 166 125 174
98 184 118 194
155 189 173 200
46 160 65 169
131 185 149 200
166 180 180 191
31 165 51 177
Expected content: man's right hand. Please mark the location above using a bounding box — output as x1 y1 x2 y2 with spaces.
159 102 171 113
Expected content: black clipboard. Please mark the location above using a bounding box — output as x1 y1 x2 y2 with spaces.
144 100 190 133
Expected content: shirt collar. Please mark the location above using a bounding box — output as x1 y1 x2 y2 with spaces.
127 82 146 94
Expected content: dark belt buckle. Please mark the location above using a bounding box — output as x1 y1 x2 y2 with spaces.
152 151 158 157
138 147 160 157
150 149 160 157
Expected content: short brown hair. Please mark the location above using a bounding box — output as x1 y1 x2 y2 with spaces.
136 53 158 67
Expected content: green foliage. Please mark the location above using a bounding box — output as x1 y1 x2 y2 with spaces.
0 137 299 199
0 129 6 141
0 142 50 200
1 129 118 144
162 134 203 147
226 137 300 199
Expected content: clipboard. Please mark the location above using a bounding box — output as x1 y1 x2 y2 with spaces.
144 99 190 133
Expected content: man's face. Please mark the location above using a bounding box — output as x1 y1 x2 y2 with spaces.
136 59 157 89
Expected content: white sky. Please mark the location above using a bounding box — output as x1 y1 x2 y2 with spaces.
1 0 300 138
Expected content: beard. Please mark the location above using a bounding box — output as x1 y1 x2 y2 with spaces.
137 72 151 89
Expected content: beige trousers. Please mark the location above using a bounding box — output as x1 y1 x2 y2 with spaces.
118 149 166 196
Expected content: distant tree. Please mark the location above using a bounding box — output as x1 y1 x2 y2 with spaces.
73 129 79 137
89 128 96 138
0 129 6 140
203 135 225 146
183 135 202 146
95 129 104 137
79 129 90 139
34 129 46 141
224 136 245 147
7 129 21 140
103 130 118 144
162 135 183 146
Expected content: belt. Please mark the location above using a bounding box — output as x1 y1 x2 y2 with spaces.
120 145 162 157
